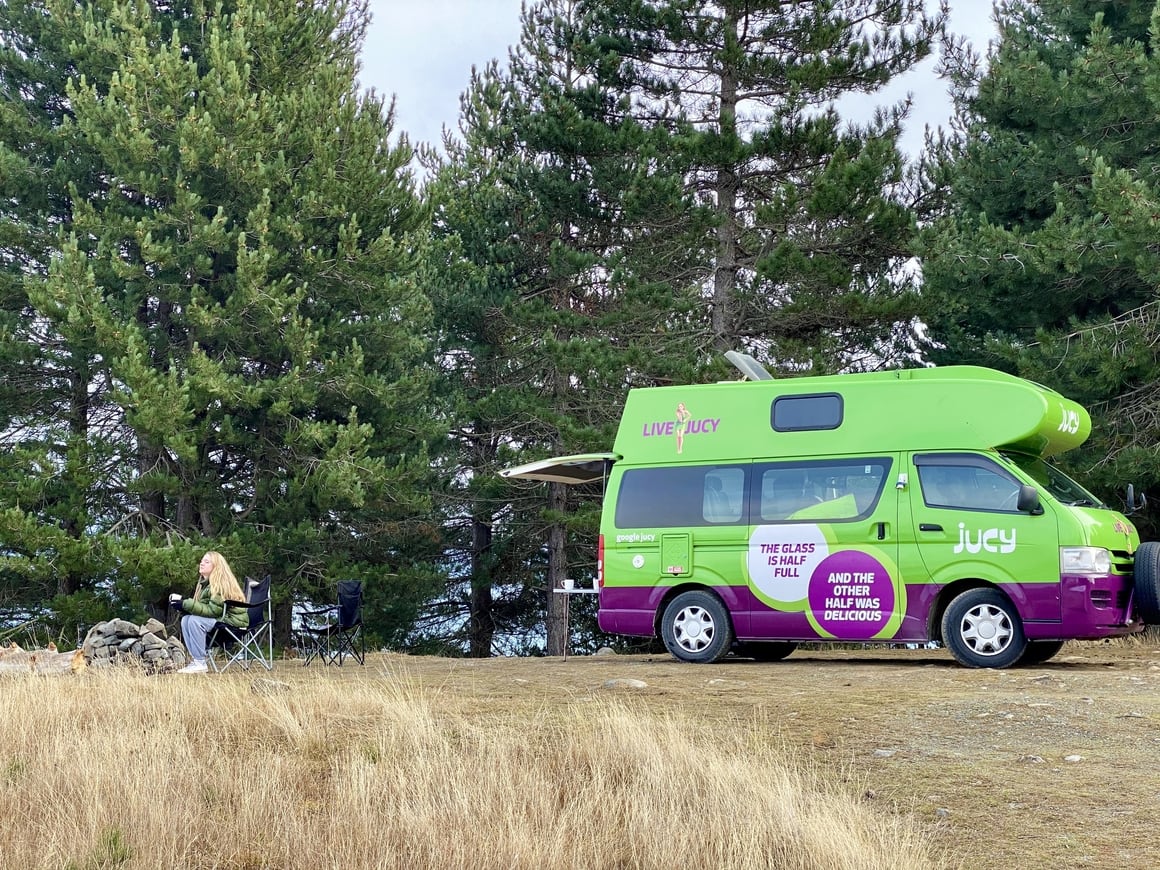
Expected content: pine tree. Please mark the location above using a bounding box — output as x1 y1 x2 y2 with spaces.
919 0 1160 529
426 0 942 655
425 1 706 655
581 0 943 372
0 0 441 639
0 0 120 630
920 0 1159 365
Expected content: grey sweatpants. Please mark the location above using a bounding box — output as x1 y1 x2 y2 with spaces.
181 614 217 662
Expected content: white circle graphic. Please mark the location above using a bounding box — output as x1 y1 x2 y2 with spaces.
747 524 830 605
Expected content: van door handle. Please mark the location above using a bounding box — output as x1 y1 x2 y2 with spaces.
876 522 886 541
919 523 943 532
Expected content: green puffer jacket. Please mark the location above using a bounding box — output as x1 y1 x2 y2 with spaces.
180 586 249 629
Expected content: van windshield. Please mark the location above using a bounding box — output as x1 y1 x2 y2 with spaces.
1001 452 1106 508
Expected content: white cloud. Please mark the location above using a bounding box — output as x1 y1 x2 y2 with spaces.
361 0 523 148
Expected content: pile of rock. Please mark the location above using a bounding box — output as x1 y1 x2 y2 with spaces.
82 618 188 673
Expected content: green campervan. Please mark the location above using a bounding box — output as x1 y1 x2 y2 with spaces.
502 355 1155 668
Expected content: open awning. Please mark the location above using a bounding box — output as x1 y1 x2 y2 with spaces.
499 453 619 485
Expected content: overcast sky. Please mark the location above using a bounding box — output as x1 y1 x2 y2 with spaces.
360 1 1000 156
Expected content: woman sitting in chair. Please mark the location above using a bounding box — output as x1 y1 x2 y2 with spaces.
170 551 248 674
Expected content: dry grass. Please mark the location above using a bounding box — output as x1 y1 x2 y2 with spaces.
0 660 946 870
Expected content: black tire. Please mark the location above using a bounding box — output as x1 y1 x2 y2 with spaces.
1018 639 1066 667
1133 541 1160 624
941 587 1026 669
735 641 797 662
660 590 734 663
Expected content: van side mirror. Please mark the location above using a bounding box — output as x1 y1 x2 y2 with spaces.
1127 484 1147 514
1017 485 1042 515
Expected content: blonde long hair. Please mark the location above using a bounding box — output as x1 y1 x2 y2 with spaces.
195 551 246 603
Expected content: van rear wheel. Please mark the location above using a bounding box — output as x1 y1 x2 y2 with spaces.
736 641 797 662
1018 639 1065 666
661 591 733 664
941 588 1026 669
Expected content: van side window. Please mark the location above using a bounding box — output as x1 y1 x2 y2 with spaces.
771 394 843 432
615 466 747 528
703 468 744 523
916 456 1022 512
754 459 890 522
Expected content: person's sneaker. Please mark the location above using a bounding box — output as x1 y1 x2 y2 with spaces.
176 660 208 674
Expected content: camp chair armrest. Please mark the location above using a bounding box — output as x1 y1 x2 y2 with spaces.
222 596 270 614
298 605 338 617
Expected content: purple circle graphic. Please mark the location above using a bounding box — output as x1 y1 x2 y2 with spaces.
806 550 894 640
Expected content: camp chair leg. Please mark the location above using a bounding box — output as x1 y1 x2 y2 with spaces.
295 580 365 666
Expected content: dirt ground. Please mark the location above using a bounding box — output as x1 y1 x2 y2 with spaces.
293 641 1160 869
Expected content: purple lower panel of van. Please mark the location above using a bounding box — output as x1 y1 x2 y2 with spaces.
598 584 889 641
1047 573 1138 640
987 581 1062 625
597 584 754 637
904 577 1137 640
597 574 1139 642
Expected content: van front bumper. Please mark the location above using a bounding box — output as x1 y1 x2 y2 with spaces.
1021 573 1141 641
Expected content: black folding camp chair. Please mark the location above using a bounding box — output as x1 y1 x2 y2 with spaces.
295 580 364 666
207 575 273 672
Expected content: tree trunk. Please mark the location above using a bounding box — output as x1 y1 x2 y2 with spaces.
273 599 293 650
57 361 90 597
545 481 568 656
138 440 165 529
712 28 739 351
468 517 495 657
0 643 86 675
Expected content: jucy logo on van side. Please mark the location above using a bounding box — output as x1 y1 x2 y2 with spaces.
954 524 1017 554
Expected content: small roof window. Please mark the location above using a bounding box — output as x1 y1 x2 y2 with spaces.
771 394 843 432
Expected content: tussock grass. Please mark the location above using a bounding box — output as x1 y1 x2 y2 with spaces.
0 666 945 869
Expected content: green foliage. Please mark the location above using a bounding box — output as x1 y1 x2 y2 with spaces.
920 0 1160 533
582 0 944 371
920 0 1160 361
0 0 443 640
0 0 107 615
421 0 941 655
423 1 710 655
63 828 133 870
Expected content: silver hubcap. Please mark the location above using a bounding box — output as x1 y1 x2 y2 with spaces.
673 605 716 653
959 603 1013 657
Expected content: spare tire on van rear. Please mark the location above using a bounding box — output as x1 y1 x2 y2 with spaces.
1133 541 1160 624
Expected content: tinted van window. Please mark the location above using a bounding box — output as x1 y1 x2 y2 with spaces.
771 394 843 432
1002 452 1104 508
916 454 1022 512
615 466 746 528
754 458 891 522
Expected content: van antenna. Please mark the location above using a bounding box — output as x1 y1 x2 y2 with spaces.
724 350 773 381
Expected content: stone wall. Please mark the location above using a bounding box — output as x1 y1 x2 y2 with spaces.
82 618 188 672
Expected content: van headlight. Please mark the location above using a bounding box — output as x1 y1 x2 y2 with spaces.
1060 547 1111 575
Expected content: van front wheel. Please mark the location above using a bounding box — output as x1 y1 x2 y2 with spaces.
941 588 1026 669
661 591 734 664
1133 541 1160 624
